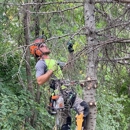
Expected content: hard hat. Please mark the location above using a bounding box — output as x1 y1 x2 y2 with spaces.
35 44 50 56
30 37 50 57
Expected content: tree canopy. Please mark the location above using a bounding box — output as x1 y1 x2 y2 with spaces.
0 0 130 130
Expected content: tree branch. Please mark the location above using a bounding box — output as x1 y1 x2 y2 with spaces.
29 4 83 14
95 0 130 3
1 0 130 6
97 21 130 34
98 57 130 61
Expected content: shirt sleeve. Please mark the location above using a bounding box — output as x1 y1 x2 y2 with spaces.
35 60 47 78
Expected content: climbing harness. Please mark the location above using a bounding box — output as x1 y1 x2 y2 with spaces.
48 79 89 130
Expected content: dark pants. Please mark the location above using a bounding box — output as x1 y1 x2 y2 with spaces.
60 96 89 130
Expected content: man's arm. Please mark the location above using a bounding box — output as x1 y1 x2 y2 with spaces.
36 70 53 85
36 59 59 85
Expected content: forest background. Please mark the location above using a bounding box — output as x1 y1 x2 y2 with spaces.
0 0 130 130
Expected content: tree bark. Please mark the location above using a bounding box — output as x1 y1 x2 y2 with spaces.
23 4 34 95
23 3 35 127
83 0 98 129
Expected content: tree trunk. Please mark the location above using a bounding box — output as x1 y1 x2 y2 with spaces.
23 4 34 94
23 4 35 127
83 0 98 129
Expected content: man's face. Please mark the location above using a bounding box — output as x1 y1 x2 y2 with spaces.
40 44 51 54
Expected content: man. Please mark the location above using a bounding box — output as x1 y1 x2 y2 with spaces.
30 37 89 130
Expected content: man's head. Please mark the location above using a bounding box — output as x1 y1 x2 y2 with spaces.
30 37 51 57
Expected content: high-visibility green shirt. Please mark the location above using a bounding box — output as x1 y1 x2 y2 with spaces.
35 59 63 79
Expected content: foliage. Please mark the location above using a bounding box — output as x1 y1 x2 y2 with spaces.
97 63 130 130
96 87 129 130
0 90 54 130
0 0 130 130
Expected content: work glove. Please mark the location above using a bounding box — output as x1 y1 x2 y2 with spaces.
48 63 58 72
45 59 58 72
45 59 63 78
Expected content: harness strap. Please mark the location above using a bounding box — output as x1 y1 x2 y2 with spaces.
49 79 77 108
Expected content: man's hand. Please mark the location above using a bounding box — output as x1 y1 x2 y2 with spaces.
45 59 63 78
45 59 58 72
48 62 58 72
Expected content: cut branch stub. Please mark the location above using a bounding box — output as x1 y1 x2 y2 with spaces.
89 101 97 106
87 76 92 81
85 80 98 90
87 82 93 90
94 84 97 88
